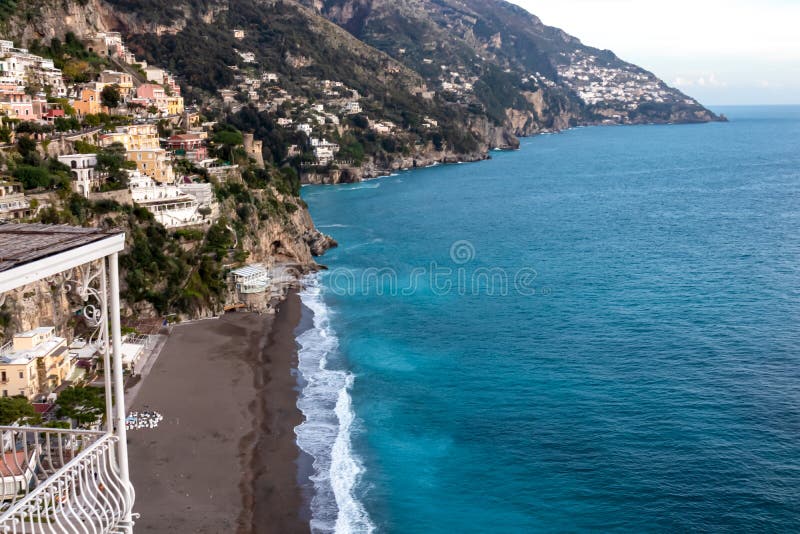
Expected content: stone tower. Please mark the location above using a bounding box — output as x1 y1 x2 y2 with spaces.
242 132 265 168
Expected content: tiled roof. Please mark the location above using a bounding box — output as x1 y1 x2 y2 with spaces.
0 223 121 273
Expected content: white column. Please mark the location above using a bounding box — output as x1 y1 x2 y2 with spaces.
109 251 133 526
101 261 114 431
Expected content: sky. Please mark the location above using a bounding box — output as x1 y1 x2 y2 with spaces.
508 0 800 105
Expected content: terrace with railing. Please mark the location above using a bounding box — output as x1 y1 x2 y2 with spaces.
0 427 132 533
0 223 134 533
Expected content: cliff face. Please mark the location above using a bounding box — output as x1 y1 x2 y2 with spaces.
1 281 72 341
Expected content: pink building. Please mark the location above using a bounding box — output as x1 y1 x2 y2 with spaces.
136 84 165 100
166 133 207 163
136 84 168 114
0 91 35 120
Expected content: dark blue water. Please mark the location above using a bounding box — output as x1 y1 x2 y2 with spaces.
299 106 800 532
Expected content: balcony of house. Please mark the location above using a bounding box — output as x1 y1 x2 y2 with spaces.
0 223 135 533
0 426 130 532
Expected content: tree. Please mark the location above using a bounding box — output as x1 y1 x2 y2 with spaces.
62 60 91 83
56 386 105 427
16 135 39 165
13 165 52 189
0 396 41 426
96 142 136 189
100 84 121 109
212 127 244 163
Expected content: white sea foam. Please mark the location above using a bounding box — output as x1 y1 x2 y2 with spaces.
296 277 374 534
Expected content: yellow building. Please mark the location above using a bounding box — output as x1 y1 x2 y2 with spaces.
99 124 159 151
127 148 175 183
72 84 108 117
99 70 134 99
166 95 184 116
0 327 70 400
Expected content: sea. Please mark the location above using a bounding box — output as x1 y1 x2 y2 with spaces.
295 106 800 533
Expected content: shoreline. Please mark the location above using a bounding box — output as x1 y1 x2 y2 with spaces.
129 292 310 533
243 289 311 533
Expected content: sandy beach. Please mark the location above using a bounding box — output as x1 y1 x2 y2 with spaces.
128 291 309 533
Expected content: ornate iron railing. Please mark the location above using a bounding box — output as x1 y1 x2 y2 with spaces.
0 427 134 533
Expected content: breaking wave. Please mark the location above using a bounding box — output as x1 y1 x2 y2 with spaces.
295 277 374 533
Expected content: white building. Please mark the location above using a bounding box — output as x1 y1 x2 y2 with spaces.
128 171 203 228
237 51 256 63
58 153 99 198
178 182 218 221
341 101 361 114
143 66 165 85
0 182 31 221
370 121 395 135
229 264 270 294
296 123 312 136
310 138 340 165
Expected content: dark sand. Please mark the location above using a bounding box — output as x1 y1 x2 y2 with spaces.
129 292 309 533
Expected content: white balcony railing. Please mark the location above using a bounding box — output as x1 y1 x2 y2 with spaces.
0 426 134 533
0 225 133 532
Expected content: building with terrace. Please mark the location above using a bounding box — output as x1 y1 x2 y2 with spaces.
128 171 202 228
58 153 99 198
0 182 31 221
0 326 70 400
228 264 270 294
0 222 135 532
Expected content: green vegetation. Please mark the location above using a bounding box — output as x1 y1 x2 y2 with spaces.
56 386 105 426
211 125 244 162
0 396 40 426
96 142 137 190
10 135 71 190
0 0 17 24
28 32 109 83
101 84 121 109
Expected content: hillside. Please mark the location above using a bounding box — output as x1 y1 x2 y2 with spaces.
307 0 721 132
3 0 720 164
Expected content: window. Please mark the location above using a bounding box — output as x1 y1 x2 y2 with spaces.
18 371 23 379
19 389 24 396
1 371 5 382
2 390 6 397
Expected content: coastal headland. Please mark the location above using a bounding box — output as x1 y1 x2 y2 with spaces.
128 292 309 533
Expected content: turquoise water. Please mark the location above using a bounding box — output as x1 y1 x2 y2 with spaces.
298 106 800 532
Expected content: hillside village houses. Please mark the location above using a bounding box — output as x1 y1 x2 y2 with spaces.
128 171 211 228
0 327 71 400
310 137 340 165
0 40 67 97
72 82 108 117
0 26 413 230
166 133 208 162
100 123 175 183
0 181 31 220
57 153 100 197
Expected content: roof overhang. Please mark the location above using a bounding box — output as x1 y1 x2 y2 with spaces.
0 233 125 293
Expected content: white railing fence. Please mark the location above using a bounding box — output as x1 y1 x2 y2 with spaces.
0 427 134 533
